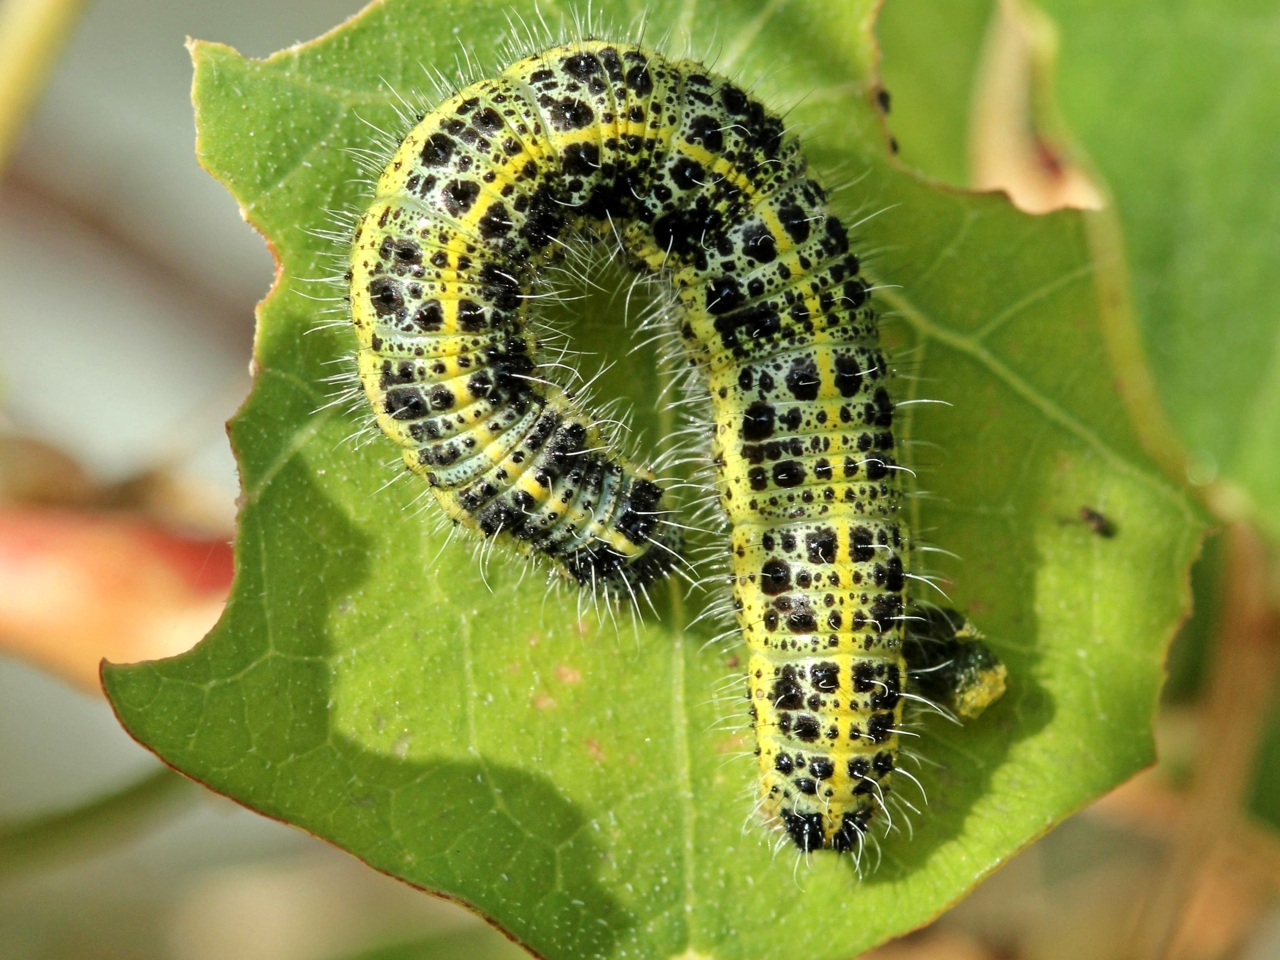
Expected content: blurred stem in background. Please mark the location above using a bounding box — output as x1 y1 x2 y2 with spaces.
0 0 209 896
0 767 193 881
0 0 86 172
1125 525 1280 960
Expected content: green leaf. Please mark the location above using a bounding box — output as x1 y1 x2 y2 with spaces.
337 928 534 960
876 0 995 187
103 2 1203 958
881 0 1280 545
1031 0 1280 543
880 0 1280 841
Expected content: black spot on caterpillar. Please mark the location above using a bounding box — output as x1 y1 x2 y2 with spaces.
347 39 1005 858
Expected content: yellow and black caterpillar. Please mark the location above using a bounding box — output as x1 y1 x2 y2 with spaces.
347 39 1003 856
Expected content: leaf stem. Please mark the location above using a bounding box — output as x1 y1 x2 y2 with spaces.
1125 525 1280 960
0 0 87 173
0 766 194 879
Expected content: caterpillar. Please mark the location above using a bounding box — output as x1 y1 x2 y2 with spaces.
346 38 1003 857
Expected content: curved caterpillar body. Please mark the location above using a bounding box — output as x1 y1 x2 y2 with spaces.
349 40 941 854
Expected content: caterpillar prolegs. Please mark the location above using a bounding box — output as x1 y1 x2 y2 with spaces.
347 39 1005 856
